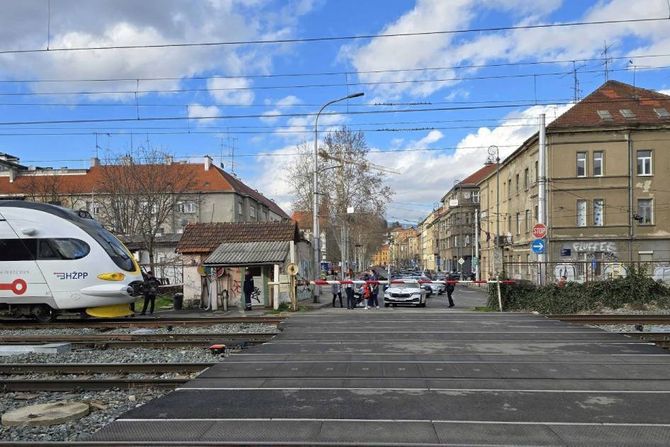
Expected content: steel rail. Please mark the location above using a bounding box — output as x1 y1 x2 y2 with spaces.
0 316 285 329
547 314 670 324
0 362 216 374
0 333 276 344
0 378 188 392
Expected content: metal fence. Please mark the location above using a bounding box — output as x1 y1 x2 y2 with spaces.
139 261 184 285
503 260 670 284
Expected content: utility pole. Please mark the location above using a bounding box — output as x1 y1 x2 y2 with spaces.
474 207 479 281
538 113 547 285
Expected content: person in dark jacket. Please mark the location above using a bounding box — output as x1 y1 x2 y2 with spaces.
140 271 160 315
446 272 456 308
243 270 254 311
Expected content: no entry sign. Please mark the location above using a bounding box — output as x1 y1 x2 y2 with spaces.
532 223 547 239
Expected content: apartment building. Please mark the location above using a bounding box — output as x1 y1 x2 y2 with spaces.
419 209 440 271
478 80 670 281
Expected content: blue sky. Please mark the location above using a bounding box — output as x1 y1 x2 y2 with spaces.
1 0 669 224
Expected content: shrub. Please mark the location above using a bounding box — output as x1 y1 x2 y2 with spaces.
488 266 670 314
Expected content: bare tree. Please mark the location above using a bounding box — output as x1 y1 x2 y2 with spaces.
96 148 197 270
288 127 393 269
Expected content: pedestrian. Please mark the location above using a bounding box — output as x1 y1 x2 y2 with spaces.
243 270 254 311
557 275 567 288
345 276 356 309
446 272 455 308
362 280 372 310
331 279 343 307
369 270 380 309
140 270 160 315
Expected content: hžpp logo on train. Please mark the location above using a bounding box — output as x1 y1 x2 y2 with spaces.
54 272 89 280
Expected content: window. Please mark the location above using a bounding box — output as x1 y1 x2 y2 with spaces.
637 199 653 224
593 199 604 226
95 229 136 272
654 107 670 119
507 215 512 233
524 168 529 190
90 202 100 215
472 191 480 203
637 150 652 175
534 205 538 221
0 239 34 261
535 160 538 182
593 151 603 176
525 210 530 232
178 201 196 214
250 205 256 219
597 110 613 121
576 152 587 177
515 174 519 193
577 200 587 227
619 109 636 119
515 212 520 235
237 200 244 218
507 179 511 198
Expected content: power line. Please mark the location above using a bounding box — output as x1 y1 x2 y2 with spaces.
0 65 664 97
0 16 666 55
1 52 669 84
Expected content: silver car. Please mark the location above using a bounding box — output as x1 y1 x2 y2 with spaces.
383 280 427 307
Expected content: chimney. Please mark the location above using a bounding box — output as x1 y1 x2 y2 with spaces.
90 157 100 168
8 168 15 183
204 155 212 171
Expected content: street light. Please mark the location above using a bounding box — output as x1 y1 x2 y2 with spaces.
488 145 500 275
313 92 364 302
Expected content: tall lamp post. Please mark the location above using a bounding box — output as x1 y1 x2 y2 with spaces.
488 145 500 275
313 92 364 302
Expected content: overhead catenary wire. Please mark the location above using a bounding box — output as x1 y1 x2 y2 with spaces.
0 15 667 55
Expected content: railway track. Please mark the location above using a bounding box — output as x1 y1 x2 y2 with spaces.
0 362 215 374
0 362 216 391
0 332 276 348
0 316 285 329
547 314 670 324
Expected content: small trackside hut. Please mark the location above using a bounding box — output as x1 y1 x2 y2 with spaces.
176 221 312 310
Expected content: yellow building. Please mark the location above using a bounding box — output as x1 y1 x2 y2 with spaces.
478 80 670 282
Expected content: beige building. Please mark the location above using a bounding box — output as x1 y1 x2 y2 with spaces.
371 244 390 267
419 210 440 271
478 80 670 282
437 164 496 276
389 226 420 269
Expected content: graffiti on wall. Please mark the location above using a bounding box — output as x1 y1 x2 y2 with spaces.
572 241 617 254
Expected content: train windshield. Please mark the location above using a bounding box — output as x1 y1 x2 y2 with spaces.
94 228 136 272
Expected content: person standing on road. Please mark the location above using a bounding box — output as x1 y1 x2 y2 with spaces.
362 275 372 309
345 275 356 309
369 269 380 309
243 270 254 311
331 277 343 307
446 272 456 308
140 270 160 315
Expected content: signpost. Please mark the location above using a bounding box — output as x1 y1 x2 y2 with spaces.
458 257 465 266
532 223 547 239
531 239 545 254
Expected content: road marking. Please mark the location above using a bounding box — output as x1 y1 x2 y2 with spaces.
116 417 670 427
175 387 670 393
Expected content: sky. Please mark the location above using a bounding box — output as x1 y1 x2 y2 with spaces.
1 0 669 225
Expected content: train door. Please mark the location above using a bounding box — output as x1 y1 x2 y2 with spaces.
0 213 52 307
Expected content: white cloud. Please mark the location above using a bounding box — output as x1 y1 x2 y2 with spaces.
366 103 573 221
208 78 255 105
187 103 221 124
342 0 670 99
0 1 317 97
260 95 303 123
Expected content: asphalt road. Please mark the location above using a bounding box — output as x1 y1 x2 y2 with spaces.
93 286 670 446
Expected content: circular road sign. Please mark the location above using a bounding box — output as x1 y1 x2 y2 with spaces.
531 239 546 254
532 223 547 239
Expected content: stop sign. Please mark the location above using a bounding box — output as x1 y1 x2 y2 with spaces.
532 223 547 239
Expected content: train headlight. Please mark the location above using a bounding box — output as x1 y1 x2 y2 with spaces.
97 272 126 281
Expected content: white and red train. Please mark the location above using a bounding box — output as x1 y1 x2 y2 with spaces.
0 201 143 321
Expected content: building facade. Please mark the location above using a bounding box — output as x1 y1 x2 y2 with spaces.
478 80 670 282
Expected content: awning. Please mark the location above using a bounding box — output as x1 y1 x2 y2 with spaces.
204 240 290 266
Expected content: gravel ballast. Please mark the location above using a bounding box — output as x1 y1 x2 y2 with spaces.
0 389 167 442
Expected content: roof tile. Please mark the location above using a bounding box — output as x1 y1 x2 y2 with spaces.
176 221 300 254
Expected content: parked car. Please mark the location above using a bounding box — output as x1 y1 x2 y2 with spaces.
383 279 427 307
403 275 441 296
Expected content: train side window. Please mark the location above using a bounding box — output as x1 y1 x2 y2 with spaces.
50 239 90 260
35 239 90 260
0 239 35 261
